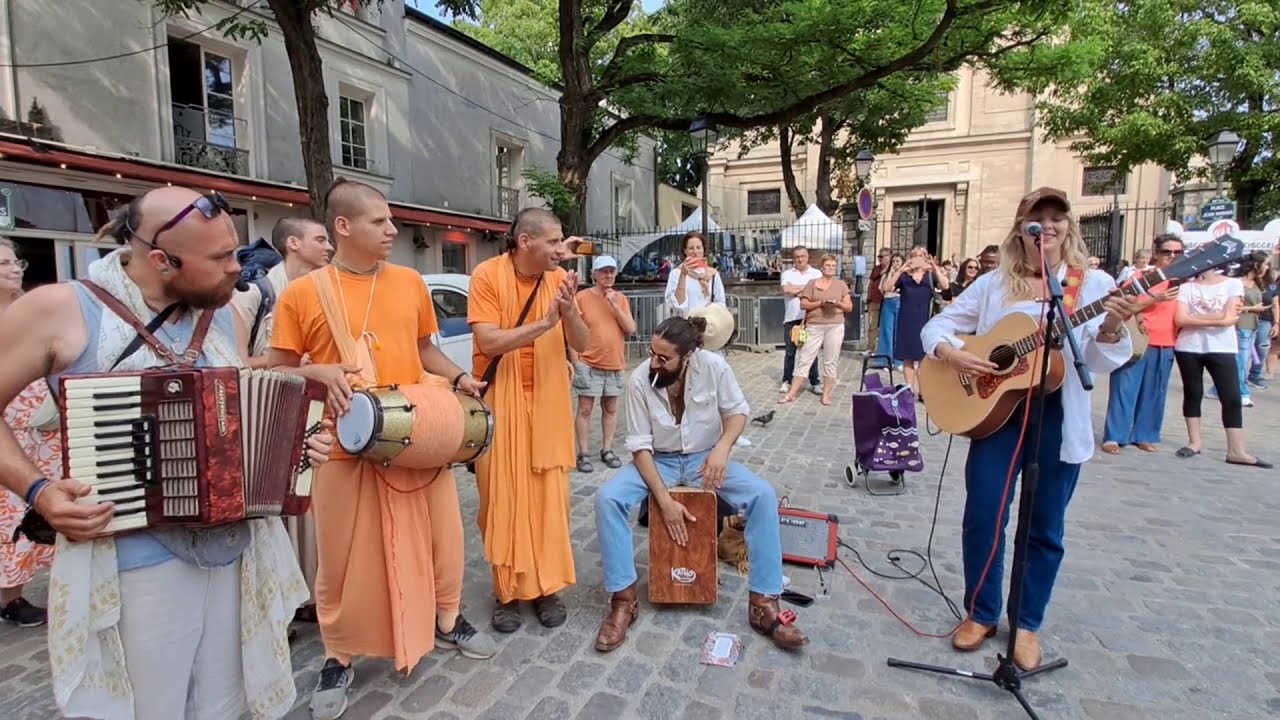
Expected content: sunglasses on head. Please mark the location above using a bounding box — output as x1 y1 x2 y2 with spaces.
122 192 232 268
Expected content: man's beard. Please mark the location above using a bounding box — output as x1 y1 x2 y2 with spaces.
648 358 686 388
172 280 236 309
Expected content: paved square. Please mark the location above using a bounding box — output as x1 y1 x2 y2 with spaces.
2 350 1277 719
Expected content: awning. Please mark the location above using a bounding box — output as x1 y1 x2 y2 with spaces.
0 136 510 235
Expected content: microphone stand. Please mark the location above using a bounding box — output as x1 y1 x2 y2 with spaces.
887 236 1085 719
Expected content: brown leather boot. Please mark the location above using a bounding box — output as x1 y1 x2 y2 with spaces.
1012 630 1042 671
748 592 808 650
594 584 639 653
951 619 996 652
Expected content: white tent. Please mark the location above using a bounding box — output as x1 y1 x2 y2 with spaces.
779 204 843 252
613 207 722 271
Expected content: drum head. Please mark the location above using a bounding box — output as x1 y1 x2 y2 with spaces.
337 392 379 454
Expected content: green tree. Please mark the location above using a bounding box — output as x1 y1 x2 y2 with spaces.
155 1 469 219
446 0 1067 231
991 0 1280 222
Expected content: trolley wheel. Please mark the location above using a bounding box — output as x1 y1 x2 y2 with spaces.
889 470 905 484
845 464 859 488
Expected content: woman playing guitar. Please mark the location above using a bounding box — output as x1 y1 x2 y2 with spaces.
920 188 1142 671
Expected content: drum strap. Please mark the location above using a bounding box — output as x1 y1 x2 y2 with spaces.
480 272 544 398
312 269 380 386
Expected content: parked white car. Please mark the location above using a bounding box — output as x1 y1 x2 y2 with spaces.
423 273 473 375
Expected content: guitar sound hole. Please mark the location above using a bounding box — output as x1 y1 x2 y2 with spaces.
988 345 1017 373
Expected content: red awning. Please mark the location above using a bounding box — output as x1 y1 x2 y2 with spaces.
0 138 510 235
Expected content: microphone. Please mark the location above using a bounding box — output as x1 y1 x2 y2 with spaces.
1026 222 1043 239
235 278 249 292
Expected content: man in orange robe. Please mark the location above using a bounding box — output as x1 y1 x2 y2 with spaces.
469 207 589 632
269 180 495 720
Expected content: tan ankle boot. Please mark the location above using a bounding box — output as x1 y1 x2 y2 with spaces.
951 619 996 651
1012 630 1042 670
594 584 638 653
747 592 808 650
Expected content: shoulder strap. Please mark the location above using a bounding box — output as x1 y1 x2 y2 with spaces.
480 271 544 397
248 277 275 350
79 280 212 368
1062 267 1087 315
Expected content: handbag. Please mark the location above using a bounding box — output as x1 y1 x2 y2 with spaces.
790 321 809 347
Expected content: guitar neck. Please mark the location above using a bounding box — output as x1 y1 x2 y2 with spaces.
1010 270 1164 357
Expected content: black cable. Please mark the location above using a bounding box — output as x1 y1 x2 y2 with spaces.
837 433 963 622
0 4 260 69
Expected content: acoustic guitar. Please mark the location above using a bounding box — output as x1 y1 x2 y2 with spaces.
919 236 1245 439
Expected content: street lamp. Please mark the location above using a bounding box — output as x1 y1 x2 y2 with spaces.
1209 129 1240 196
854 148 875 183
689 116 719 238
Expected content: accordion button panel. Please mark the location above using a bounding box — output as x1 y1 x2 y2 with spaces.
61 376 153 534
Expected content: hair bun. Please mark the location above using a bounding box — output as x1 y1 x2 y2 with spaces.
688 315 708 342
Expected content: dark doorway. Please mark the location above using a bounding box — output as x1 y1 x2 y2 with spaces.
889 198 946 257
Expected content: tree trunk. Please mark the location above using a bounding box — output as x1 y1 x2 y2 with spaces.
778 124 808 217
557 97 591 234
268 0 333 221
813 113 839 216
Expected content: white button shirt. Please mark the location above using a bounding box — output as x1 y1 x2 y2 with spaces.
664 268 725 317
781 266 823 322
625 349 751 455
920 268 1132 464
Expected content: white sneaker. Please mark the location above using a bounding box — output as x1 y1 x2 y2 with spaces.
310 659 354 720
735 437 752 448
779 382 790 393
1243 397 1254 407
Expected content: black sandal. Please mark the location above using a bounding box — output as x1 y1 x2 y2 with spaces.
600 449 622 469
1226 457 1273 468
532 594 567 628
1175 447 1200 458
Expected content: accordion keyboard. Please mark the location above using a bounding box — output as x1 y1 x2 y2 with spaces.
62 375 154 534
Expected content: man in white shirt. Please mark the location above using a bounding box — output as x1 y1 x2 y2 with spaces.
229 216 331 622
592 316 808 654
231 217 332 366
779 245 824 394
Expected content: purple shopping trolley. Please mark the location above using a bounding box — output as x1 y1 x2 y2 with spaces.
843 355 924 496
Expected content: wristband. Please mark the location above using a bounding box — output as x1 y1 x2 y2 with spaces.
24 477 50 508
451 372 468 390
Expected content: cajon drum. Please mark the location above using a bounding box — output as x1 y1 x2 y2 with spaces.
648 487 718 604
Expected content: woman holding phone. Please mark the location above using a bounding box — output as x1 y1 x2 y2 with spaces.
665 231 725 317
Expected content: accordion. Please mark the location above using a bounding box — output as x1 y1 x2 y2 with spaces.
58 367 326 536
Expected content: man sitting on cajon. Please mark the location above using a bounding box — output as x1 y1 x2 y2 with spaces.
592 316 808 653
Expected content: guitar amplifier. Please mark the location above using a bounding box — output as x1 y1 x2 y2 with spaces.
778 506 839 567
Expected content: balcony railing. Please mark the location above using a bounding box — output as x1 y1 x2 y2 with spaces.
497 186 519 218
171 103 249 176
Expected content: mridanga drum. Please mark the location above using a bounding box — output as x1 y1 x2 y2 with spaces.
648 487 718 605
336 382 494 469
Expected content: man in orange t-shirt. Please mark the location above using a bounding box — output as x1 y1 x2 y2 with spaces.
1101 233 1184 454
569 255 636 473
468 207 590 635
269 180 495 720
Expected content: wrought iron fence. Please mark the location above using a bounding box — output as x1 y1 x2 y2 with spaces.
586 220 839 283
171 103 249 176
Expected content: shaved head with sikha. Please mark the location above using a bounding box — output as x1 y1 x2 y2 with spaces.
324 179 397 266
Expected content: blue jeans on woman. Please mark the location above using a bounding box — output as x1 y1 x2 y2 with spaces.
876 296 900 366
963 391 1079 631
1236 328 1255 400
1103 346 1176 446
1249 320 1271 384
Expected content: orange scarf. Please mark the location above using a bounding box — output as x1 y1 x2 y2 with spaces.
489 254 574 473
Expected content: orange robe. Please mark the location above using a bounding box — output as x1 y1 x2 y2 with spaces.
271 264 463 672
469 255 576 603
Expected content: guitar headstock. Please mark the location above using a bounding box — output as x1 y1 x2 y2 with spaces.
1158 235 1246 285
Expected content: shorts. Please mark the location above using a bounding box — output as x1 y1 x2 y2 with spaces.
573 364 624 397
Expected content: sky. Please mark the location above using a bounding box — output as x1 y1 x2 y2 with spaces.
407 0 666 20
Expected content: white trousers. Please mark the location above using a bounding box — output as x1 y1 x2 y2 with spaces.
794 322 846 381
117 558 247 720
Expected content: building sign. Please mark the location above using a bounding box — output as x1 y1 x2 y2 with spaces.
1200 197 1236 223
0 188 12 231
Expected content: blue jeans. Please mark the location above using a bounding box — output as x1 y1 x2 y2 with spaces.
1249 320 1271 382
595 450 784 595
1103 346 1176 445
876 296 900 363
962 392 1079 631
782 319 819 386
1236 328 1255 399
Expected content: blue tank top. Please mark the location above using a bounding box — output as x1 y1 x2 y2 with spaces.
49 283 249 571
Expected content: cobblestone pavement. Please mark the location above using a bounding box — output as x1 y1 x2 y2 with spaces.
3 350 1278 720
